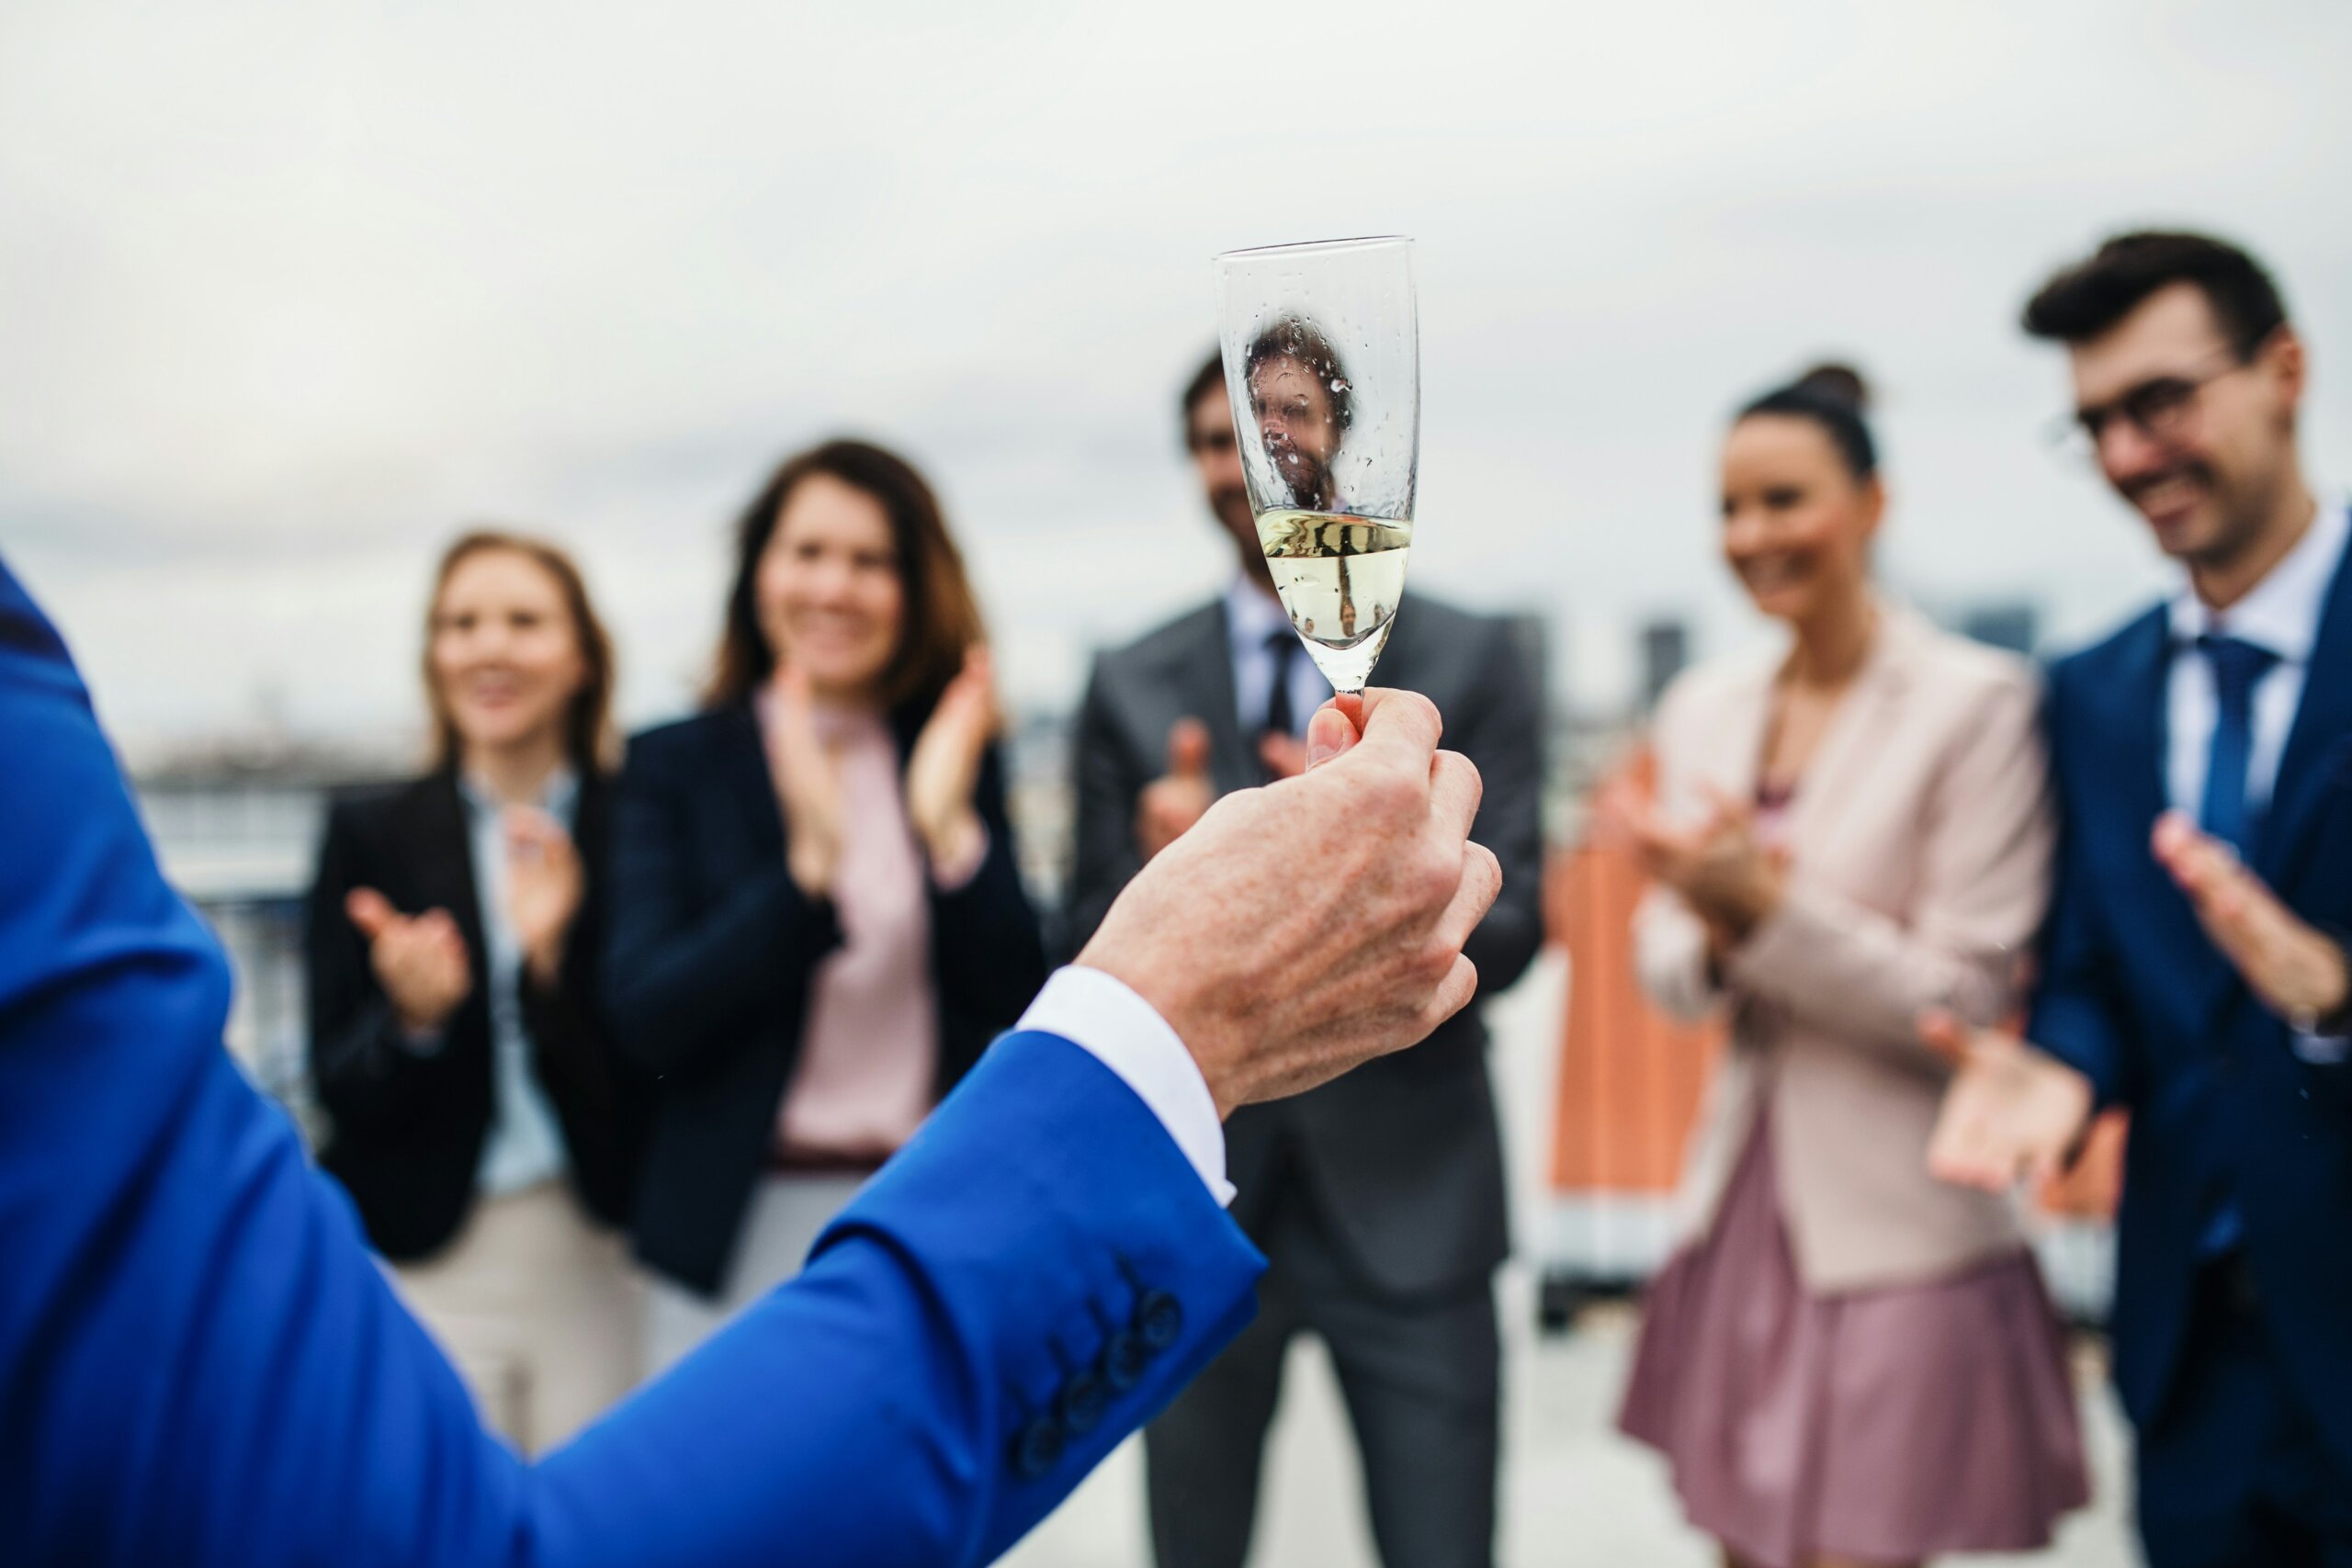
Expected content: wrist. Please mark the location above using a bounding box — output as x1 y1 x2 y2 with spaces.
788 852 834 898
2289 937 2352 1033
786 829 838 897
925 808 989 887
1710 869 1785 944
392 1002 451 1037
922 805 981 859
1073 943 1238 1119
524 942 563 990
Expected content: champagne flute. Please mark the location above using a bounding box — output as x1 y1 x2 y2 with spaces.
1212 235 1419 694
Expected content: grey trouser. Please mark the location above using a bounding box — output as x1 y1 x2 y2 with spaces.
1145 1171 1499 1568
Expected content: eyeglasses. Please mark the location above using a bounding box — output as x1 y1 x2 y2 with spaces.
1188 427 1238 455
2050 347 2249 462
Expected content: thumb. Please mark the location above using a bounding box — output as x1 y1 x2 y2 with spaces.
1306 701 1360 771
1167 717 1211 781
345 887 397 941
1698 779 1753 829
2150 807 2199 865
1917 1009 1968 1063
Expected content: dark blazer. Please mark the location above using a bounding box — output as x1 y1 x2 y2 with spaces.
2 555 1266 1568
306 769 643 1261
1070 590 1546 1300
605 700 1047 1296
2030 522 2352 1471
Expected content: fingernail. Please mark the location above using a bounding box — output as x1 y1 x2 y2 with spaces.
1308 736 1341 768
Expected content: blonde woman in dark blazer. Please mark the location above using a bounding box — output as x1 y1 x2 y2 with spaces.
1606 367 2088 1568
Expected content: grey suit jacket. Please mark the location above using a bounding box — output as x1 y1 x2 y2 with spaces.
1069 589 1545 1300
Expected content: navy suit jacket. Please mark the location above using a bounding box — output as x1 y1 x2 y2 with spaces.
2029 527 2352 1466
605 705 1047 1295
0 558 1264 1566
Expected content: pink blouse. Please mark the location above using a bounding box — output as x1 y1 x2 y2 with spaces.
762 702 982 1163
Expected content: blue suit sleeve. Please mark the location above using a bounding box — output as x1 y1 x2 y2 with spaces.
529 1032 1262 1567
2023 660 2135 1109
0 560 1265 1568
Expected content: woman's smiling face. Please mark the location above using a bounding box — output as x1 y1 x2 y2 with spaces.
1717 412 1880 626
755 471 907 703
429 547 586 756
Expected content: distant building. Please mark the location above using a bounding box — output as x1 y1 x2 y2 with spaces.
132 739 406 1137
132 723 1091 1116
1956 601 2041 658
1638 617 1690 715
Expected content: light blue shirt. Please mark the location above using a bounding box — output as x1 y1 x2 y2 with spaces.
1225 578 1329 741
2163 500 2350 1061
458 769 577 1195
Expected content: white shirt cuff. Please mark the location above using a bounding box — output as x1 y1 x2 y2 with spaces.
1015 965 1235 1208
2292 1030 2350 1066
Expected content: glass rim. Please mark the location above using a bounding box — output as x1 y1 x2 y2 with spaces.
1211 234 1412 263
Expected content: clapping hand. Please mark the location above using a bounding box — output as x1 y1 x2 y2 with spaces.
1136 719 1216 863
767 665 846 897
905 647 996 874
345 887 472 1035
503 807 584 987
2151 810 2350 1029
1920 1010 2095 1192
1595 774 1788 946
1259 732 1309 780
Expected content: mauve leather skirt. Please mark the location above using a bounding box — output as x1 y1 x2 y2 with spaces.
1618 1107 2091 1568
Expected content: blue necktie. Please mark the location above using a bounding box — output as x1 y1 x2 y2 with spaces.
2196 634 2279 859
2193 632 2279 1257
1262 630 1304 743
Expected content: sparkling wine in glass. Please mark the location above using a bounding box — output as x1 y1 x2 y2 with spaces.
1212 235 1419 694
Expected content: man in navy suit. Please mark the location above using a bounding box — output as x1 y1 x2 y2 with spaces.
0 555 1499 1568
1930 231 2352 1565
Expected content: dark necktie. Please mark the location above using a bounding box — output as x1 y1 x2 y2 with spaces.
2192 632 2279 1258
2197 633 2280 860
1262 630 1304 744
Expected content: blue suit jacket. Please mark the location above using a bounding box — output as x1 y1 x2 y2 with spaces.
2029 526 2352 1465
0 558 1265 1567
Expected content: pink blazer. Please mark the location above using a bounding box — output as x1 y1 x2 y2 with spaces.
1634 604 2053 1292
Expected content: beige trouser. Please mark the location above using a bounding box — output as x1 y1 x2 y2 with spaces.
390 1180 645 1455
645 1171 867 1378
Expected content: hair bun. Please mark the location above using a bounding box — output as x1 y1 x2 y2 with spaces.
1792 362 1870 412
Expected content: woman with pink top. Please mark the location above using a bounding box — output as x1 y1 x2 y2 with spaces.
603 439 1046 1371
1605 367 2089 1568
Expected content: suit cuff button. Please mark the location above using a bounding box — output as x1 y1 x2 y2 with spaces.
1102 1331 1150 1393
1011 1416 1065 1481
1135 1289 1183 1351
1057 1370 1108 1436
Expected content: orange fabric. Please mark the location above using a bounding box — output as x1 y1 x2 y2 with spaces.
1547 750 1724 1195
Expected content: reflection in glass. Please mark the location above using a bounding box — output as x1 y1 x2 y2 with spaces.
1213 237 1419 694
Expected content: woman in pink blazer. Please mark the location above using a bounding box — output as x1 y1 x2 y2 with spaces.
1608 367 2089 1568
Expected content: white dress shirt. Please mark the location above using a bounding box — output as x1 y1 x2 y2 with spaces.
2163 500 2349 1059
460 769 577 1195
1227 577 1330 741
2163 500 2346 818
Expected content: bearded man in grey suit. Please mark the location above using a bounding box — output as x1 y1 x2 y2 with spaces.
1069 352 1545 1568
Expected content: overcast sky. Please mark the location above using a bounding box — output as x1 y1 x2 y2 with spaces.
4 0 2347 758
